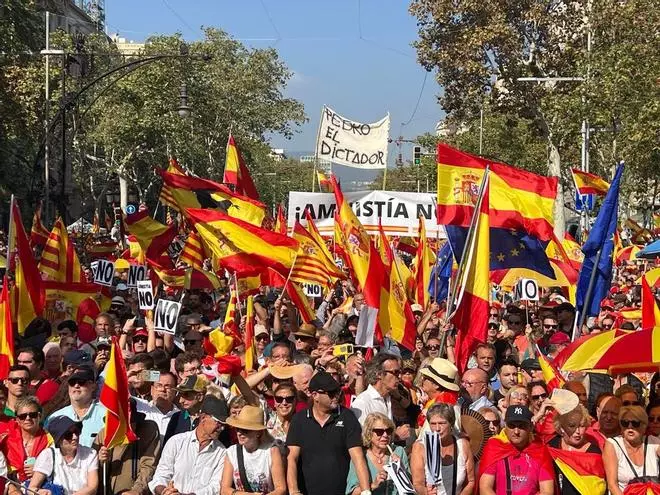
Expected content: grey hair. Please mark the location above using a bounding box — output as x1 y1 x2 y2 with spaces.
427 403 456 425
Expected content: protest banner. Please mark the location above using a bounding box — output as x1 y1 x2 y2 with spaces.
315 106 390 169
137 280 154 310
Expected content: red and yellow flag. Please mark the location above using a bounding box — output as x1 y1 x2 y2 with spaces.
99 337 137 448
244 295 256 371
536 346 566 392
10 203 45 333
412 216 435 307
0 276 15 380
158 168 265 227
88 241 117 260
451 173 490 373
290 221 344 288
30 203 50 249
92 210 100 234
317 171 334 193
104 210 113 231
179 231 206 270
158 157 186 209
547 445 606 494
125 210 176 261
286 281 317 324
39 218 84 283
436 143 557 241
641 274 660 329
224 134 260 200
187 208 298 278
571 168 610 196
274 204 287 235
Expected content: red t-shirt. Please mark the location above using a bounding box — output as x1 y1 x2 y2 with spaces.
482 450 554 495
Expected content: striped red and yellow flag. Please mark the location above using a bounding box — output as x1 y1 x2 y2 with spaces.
125 210 176 261
548 446 606 494
571 168 610 196
244 295 256 371
451 172 490 373
412 216 435 307
99 337 137 448
641 274 660 329
158 157 186 209
224 134 260 200
10 203 45 333
188 208 298 278
290 221 344 288
39 218 84 283
437 143 557 241
0 276 15 380
286 281 316 323
317 171 334 193
149 261 221 290
536 346 566 392
179 231 206 270
30 203 50 249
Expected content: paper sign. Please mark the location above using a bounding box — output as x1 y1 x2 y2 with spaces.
127 264 147 288
94 259 115 287
515 278 539 301
137 280 154 310
154 299 181 334
302 283 322 298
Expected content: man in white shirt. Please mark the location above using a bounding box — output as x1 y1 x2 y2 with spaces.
135 371 179 439
149 395 229 495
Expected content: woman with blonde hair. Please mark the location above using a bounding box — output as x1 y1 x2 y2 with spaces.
602 405 660 495
346 412 409 494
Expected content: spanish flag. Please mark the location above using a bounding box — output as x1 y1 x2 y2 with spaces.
286 281 317 324
571 168 610 196
0 276 15 380
244 296 256 371
99 337 137 448
290 221 344 288
39 218 84 283
547 444 606 494
179 231 207 270
187 208 298 278
158 157 186 209
536 346 565 392
451 172 490 373
274 204 287 235
30 203 50 249
10 202 45 333
317 171 334 193
641 274 660 329
304 210 335 264
224 133 260 200
412 216 435 307
158 168 265 227
436 143 557 241
148 261 221 290
87 241 117 260
125 210 176 261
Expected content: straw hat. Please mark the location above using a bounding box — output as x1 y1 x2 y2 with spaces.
420 358 459 391
551 389 579 415
226 405 267 431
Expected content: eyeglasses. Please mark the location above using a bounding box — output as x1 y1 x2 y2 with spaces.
62 430 80 441
543 324 558 329
622 400 641 407
153 383 174 391
372 427 393 437
69 379 91 387
531 393 548 401
485 419 499 426
17 411 39 421
383 369 402 378
8 377 28 385
274 395 296 404
488 323 499 329
620 419 642 429
426 345 440 351
506 422 530 430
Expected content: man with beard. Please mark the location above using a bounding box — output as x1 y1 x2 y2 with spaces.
135 372 179 440
460 367 493 411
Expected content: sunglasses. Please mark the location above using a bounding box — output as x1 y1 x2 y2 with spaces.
133 337 148 344
316 389 339 398
622 400 641 407
62 430 80 441
532 393 548 401
602 324 613 329
488 323 499 329
372 427 393 437
8 377 28 385
506 421 530 430
489 313 499 318
620 419 642 429
426 344 440 351
17 411 39 421
274 395 296 404
255 334 270 341
485 419 499 426
69 379 91 387
294 335 315 341
543 324 558 329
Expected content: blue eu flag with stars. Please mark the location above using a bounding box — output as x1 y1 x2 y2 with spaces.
428 242 453 302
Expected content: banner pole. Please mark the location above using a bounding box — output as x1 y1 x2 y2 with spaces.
312 106 324 193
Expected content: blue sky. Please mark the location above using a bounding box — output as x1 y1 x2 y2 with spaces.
106 0 443 181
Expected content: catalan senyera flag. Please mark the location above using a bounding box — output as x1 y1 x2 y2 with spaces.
547 444 606 495
317 171 334 193
571 168 610 196
244 295 256 371
187 208 298 278
10 202 45 333
38 218 84 283
99 337 137 448
0 276 15 380
179 231 206 270
158 157 187 209
436 143 557 241
30 203 50 249
641 274 660 329
125 210 176 261
451 172 490 374
290 221 344 288
274 204 287 235
224 133 260 200
536 346 566 392
413 216 435 307
158 168 265 227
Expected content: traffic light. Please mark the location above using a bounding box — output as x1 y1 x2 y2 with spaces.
413 145 422 165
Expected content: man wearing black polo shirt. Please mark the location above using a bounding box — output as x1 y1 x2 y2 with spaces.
286 371 371 495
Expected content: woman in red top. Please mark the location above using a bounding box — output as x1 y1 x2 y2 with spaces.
1 396 51 484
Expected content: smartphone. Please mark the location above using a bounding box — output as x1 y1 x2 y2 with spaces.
140 370 161 382
333 344 354 358
24 457 36 466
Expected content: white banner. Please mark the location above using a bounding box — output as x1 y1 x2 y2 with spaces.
287 190 446 238
315 106 389 169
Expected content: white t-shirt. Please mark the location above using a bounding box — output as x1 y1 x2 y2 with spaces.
226 443 274 493
34 446 98 495
607 435 660 490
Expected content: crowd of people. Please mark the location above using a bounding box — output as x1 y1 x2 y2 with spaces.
0 231 659 495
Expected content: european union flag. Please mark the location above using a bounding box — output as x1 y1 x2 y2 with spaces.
576 163 625 317
428 242 453 301
445 226 555 278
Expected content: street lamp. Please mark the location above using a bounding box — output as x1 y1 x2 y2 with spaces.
177 82 191 118
105 190 120 205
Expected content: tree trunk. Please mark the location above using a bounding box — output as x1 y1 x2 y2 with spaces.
548 140 565 238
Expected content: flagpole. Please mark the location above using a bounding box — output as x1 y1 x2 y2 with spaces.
6 195 14 263
281 252 298 294
312 107 324 193
577 244 605 333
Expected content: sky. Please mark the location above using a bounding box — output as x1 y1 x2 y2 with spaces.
105 0 444 183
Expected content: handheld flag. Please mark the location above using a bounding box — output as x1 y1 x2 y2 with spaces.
158 157 187 209
125 210 176 261
224 134 260 200
571 168 610 196
641 275 660 329
0 276 14 379
317 171 334 193
30 203 50 248
290 221 344 288
413 216 434 307
428 242 452 302
274 204 287 235
244 296 256 371
179 231 207 270
39 218 84 283
536 346 565 393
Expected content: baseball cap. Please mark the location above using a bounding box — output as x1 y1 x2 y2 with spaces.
63 349 92 367
111 296 125 306
504 405 533 426
548 332 570 345
519 358 541 372
200 395 229 423
47 416 83 445
134 328 149 338
67 367 96 384
116 283 128 291
309 370 340 393
254 324 269 338
411 303 424 313
176 374 208 393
